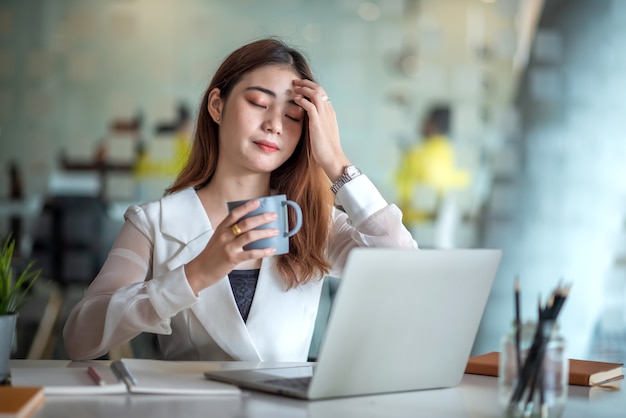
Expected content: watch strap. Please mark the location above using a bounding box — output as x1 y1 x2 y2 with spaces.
331 165 362 194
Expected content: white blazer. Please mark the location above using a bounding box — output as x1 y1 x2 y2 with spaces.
126 188 326 361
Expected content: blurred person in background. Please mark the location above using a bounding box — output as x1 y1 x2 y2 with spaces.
395 106 470 247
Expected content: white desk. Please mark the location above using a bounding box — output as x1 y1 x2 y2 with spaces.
8 360 623 418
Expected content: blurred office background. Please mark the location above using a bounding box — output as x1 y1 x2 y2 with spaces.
1 0 625 363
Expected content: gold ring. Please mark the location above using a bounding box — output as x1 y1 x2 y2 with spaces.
231 223 242 236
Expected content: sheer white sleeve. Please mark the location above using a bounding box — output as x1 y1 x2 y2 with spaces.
328 175 418 277
62 221 198 361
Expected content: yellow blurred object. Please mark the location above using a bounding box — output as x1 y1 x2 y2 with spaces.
172 133 192 174
395 134 470 224
133 133 191 179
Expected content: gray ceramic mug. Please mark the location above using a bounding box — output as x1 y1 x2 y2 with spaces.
226 194 303 255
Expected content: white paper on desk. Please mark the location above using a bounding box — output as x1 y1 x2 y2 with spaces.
10 367 127 395
118 359 241 395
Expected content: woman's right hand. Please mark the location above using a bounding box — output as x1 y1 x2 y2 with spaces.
184 199 279 294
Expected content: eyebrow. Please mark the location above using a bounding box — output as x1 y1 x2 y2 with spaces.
245 86 299 106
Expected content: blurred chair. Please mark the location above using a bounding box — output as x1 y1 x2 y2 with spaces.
0 194 43 257
28 194 113 359
43 195 108 286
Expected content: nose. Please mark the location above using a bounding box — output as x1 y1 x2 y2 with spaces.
262 110 282 135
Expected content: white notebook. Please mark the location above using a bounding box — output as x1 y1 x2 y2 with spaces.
11 359 241 396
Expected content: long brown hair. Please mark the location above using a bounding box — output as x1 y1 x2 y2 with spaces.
167 38 333 288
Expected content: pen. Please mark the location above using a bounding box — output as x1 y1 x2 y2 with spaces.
111 360 138 386
87 366 105 386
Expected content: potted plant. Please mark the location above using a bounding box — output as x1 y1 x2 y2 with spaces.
0 235 42 383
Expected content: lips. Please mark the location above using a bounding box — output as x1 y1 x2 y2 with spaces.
253 140 279 153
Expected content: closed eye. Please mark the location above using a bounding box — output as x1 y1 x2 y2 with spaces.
249 100 267 109
286 106 304 122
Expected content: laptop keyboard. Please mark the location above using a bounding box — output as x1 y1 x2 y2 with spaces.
263 376 312 391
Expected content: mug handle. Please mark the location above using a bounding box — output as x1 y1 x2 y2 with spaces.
283 200 303 237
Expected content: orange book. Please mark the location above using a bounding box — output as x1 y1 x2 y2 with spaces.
568 358 624 386
465 351 624 387
464 351 500 377
0 386 45 418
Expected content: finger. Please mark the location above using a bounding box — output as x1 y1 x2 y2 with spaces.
227 228 278 262
294 86 328 105
224 199 261 225
239 247 277 259
292 80 329 104
233 212 278 235
294 94 316 114
293 78 322 91
294 93 333 121
241 227 280 245
223 225 277 254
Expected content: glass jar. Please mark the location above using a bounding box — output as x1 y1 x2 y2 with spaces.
498 321 568 418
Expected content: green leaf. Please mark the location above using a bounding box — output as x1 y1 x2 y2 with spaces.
0 234 44 315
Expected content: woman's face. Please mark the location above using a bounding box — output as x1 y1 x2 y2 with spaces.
216 65 305 175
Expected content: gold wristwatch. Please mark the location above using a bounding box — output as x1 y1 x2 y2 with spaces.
330 165 362 194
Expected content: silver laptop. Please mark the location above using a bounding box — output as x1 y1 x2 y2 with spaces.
204 248 502 400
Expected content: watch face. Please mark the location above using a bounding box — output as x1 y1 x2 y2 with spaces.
345 166 361 177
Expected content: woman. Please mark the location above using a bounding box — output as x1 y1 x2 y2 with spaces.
63 38 417 362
